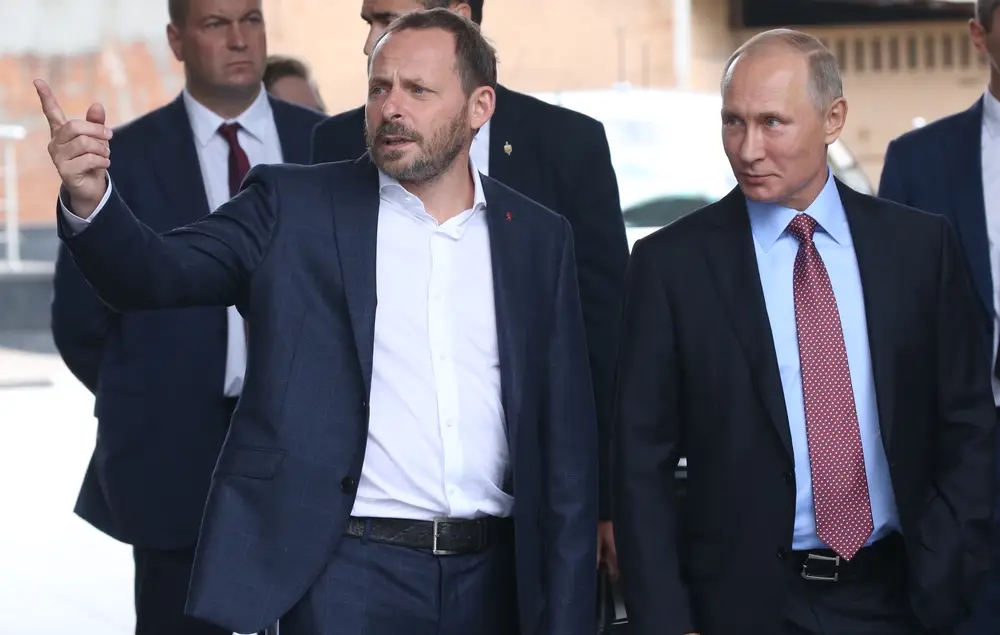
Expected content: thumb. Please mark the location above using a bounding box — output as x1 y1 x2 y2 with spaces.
85 102 106 126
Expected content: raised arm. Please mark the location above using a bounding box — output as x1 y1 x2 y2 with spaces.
37 79 276 313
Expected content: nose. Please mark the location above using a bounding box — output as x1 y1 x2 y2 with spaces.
739 124 766 165
380 87 403 121
227 23 248 50
363 24 387 57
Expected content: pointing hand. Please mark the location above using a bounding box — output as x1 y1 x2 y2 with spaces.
34 79 112 217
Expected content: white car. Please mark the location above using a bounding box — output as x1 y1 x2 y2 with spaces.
532 87 872 250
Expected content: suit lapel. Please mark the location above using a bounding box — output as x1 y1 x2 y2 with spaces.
331 158 381 392
150 96 212 227
270 97 311 164
839 183 898 448
482 177 530 452
703 190 794 458
946 101 992 317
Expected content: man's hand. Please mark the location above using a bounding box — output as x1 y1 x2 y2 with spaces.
598 520 619 582
34 79 112 218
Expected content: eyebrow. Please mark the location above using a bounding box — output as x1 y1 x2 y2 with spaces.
203 9 262 23
362 11 399 23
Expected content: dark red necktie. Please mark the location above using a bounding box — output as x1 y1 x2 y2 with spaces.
217 122 251 342
218 122 250 198
787 213 873 561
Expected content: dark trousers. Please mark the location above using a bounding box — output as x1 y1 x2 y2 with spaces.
955 407 1000 635
279 523 517 635
780 537 927 635
133 546 231 635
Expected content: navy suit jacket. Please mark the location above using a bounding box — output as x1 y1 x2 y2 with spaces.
879 99 993 327
312 85 629 518
50 93 325 549
56 158 599 635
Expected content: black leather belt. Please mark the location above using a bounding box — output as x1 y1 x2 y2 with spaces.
344 516 513 555
792 533 904 582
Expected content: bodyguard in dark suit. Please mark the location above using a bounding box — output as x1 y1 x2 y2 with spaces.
39 9 597 635
49 0 323 632
313 0 629 572
614 29 996 635
878 4 1000 632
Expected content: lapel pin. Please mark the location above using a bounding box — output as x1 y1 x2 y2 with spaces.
503 141 512 156
505 211 513 221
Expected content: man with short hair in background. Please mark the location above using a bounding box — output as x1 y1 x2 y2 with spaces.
311 0 629 579
878 3 1000 632
263 54 326 112
49 1 323 633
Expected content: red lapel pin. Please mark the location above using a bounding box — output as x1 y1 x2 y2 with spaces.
505 211 513 221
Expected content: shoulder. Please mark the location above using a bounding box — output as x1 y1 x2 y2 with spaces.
312 105 365 137
845 185 949 233
270 96 327 128
248 158 362 187
109 102 174 150
501 87 606 137
484 174 571 232
887 106 974 154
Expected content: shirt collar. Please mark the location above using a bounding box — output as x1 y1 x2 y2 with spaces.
746 168 850 251
377 157 488 218
183 84 272 147
983 90 1000 140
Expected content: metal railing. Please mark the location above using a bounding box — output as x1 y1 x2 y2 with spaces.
0 124 26 270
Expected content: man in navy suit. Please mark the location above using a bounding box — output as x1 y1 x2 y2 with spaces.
49 0 323 632
38 8 597 635
878 2 1000 632
313 0 629 576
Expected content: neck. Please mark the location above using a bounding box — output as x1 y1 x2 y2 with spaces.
185 80 261 120
400 155 477 224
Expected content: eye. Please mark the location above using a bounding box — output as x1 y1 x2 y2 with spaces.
765 117 780 127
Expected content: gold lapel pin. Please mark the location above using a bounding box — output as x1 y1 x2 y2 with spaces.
503 141 512 156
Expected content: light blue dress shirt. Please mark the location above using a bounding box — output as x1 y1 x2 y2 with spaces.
747 170 899 551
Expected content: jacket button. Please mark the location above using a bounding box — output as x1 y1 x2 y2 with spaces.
360 400 369 416
783 472 794 485
341 476 356 493
776 547 788 560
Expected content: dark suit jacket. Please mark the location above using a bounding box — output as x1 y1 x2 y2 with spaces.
311 84 629 517
56 158 599 635
879 99 993 324
612 182 996 635
50 93 325 549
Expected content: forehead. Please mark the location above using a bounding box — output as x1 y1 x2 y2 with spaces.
362 0 423 18
723 49 810 112
370 29 458 80
188 0 261 18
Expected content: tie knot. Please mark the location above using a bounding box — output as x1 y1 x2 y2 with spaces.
218 122 242 145
787 213 818 244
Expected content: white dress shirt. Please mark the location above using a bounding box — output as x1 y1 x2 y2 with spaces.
351 161 513 521
471 120 491 176
981 91 1000 404
61 86 284 397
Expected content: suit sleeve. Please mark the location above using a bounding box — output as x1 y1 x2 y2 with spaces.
58 166 280 313
878 139 908 205
613 239 692 635
933 215 996 608
542 221 600 635
564 118 629 520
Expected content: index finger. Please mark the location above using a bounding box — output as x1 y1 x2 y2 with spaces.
33 79 67 134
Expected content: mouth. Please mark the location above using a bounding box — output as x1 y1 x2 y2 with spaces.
742 173 771 184
379 135 414 147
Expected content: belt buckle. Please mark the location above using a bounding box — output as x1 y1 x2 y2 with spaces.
431 518 459 556
800 553 840 582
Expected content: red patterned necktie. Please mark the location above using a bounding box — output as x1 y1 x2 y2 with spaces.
217 122 251 342
217 122 250 198
787 213 873 561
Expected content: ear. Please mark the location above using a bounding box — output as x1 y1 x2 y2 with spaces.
451 2 473 21
468 85 496 131
823 96 847 146
970 19 989 56
166 22 184 62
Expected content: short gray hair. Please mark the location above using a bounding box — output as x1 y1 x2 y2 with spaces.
977 0 1000 31
722 28 843 113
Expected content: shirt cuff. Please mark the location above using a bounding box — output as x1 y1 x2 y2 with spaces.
59 177 113 235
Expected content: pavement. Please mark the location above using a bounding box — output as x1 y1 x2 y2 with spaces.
0 343 135 634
